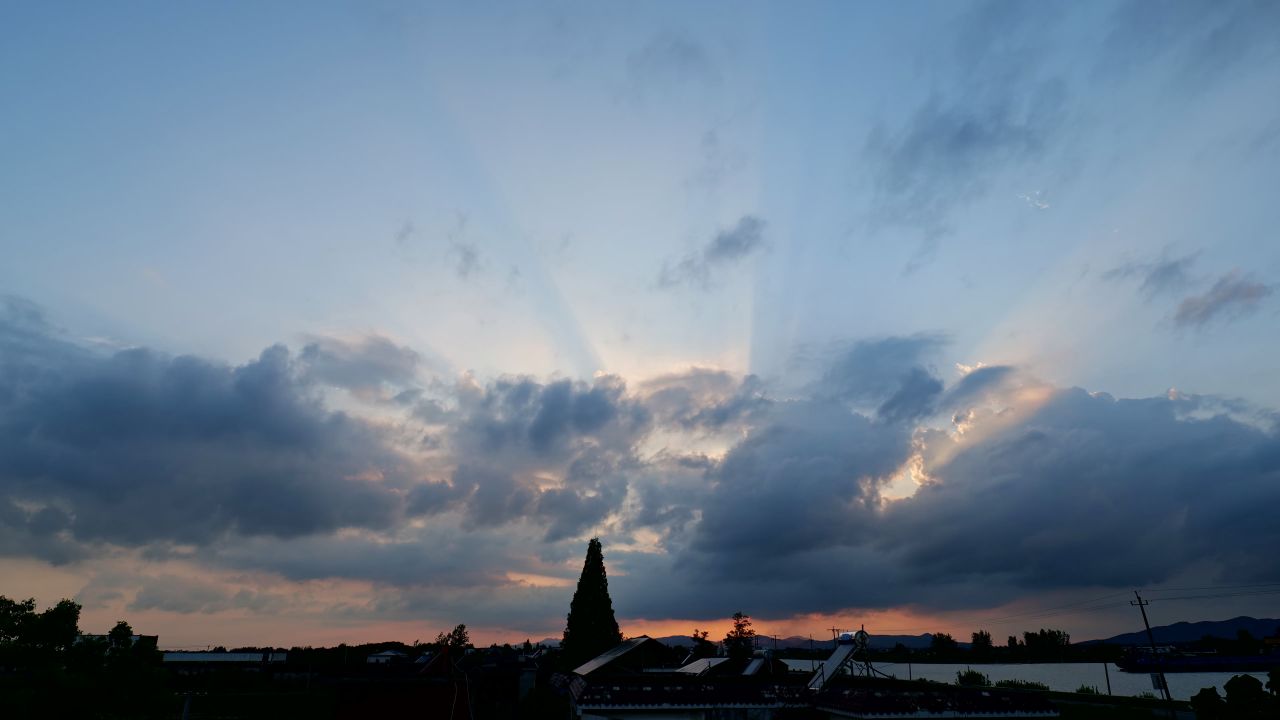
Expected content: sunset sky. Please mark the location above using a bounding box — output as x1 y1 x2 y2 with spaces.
2 1 1279 649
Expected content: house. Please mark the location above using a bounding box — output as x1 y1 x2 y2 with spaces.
161 651 287 674
568 638 1060 719
365 649 408 664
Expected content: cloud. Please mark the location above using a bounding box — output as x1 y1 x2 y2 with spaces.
639 368 769 431
819 334 948 422
299 334 438 395
1102 251 1198 298
889 387 1280 590
453 241 481 278
0 303 410 549
862 1 1070 272
433 375 652 538
128 574 285 615
616 378 1280 621
1100 1 1280 88
658 216 766 289
1173 270 1272 328
627 30 720 96
866 85 1065 271
938 364 1017 412
5 300 1278 630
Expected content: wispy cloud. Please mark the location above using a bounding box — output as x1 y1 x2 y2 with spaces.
658 215 766 289
1102 251 1198 298
1173 270 1272 328
861 0 1070 273
626 30 720 98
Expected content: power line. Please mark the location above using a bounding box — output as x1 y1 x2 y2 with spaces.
1150 588 1280 602
1144 582 1280 594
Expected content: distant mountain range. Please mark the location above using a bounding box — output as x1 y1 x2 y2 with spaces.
537 616 1280 651
1091 616 1280 646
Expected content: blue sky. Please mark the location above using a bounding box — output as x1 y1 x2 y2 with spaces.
2 1 1279 647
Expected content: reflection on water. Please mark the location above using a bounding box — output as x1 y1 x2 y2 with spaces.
867 662 1270 701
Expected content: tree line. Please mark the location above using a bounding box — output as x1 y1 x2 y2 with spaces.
1 595 168 717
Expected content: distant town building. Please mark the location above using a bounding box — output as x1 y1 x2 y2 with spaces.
162 651 287 664
365 649 408 664
567 636 1060 719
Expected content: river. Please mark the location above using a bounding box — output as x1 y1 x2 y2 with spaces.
778 659 1271 701
875 662 1272 701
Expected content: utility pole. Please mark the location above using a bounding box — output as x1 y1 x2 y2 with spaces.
1130 591 1171 703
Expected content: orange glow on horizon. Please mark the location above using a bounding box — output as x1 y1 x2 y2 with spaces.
617 608 979 647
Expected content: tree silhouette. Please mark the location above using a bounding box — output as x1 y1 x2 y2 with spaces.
930 632 957 652
108 620 133 651
971 630 993 654
690 628 715 660
435 623 470 651
724 612 756 660
1190 687 1226 720
561 538 622 668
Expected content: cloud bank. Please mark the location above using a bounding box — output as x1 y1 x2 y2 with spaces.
2 297 1278 633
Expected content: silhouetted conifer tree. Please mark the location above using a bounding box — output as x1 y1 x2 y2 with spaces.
561 538 622 668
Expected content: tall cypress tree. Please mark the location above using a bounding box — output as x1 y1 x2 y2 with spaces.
561 537 622 668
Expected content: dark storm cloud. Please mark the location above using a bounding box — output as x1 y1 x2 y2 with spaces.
821 334 944 403
440 374 652 539
1102 251 1198 297
888 388 1280 589
0 302 409 549
7 299 1279 626
452 375 648 461
624 452 711 540
820 334 949 422
658 215 766 289
614 345 1280 620
1173 271 1273 328
0 499 85 565
695 399 909 561
876 367 944 424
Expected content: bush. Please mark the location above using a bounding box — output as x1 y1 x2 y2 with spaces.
955 669 990 686
1075 684 1100 694
993 678 1050 691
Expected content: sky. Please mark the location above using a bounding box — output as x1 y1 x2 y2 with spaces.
2 0 1279 649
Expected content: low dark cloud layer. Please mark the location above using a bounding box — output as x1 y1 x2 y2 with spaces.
3 296 1278 629
614 380 1280 621
658 215 766 289
0 301 409 552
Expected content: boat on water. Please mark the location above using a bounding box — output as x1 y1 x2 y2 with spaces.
1116 646 1280 673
